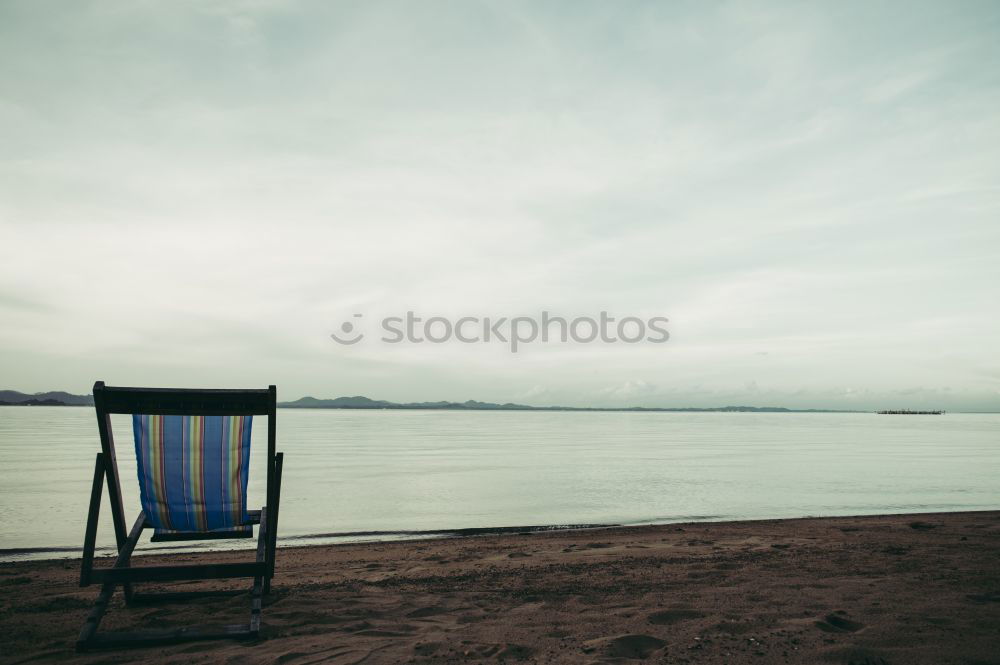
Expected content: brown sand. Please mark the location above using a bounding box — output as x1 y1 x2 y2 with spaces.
2 511 999 664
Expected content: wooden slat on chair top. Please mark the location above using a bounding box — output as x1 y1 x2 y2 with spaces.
94 383 274 415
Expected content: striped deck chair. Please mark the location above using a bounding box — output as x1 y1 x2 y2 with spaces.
77 382 284 650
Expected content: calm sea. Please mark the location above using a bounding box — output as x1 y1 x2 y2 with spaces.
1 406 997 560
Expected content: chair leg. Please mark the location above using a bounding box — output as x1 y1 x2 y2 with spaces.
80 454 105 587
250 575 264 635
80 454 136 600
262 499 273 595
266 452 284 585
77 581 117 650
77 512 146 650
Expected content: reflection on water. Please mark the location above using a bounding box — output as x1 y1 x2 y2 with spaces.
0 407 997 559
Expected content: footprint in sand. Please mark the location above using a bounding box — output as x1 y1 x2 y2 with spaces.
413 641 444 656
881 545 910 555
849 656 889 665
342 620 373 632
0 575 32 586
496 643 534 660
406 605 448 618
815 612 864 633
140 608 176 621
647 609 705 625
467 644 499 657
584 634 666 660
353 628 415 637
272 610 349 625
836 647 890 665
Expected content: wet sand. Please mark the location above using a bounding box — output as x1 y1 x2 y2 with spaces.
1 511 999 664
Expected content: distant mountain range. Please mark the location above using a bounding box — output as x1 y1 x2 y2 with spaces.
0 390 94 406
278 395 851 413
0 390 853 413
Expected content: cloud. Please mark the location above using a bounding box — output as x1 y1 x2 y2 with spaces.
0 1 998 410
515 385 551 402
601 380 657 400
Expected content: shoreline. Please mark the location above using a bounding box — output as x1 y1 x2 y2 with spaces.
2 510 998 663
7 508 999 562
5 508 999 562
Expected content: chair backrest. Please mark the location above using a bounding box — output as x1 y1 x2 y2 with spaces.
93 383 277 537
132 414 253 531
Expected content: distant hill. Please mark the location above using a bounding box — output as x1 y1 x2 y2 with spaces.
0 390 93 406
280 396 536 410
278 396 848 413
285 395 397 409
0 390 854 412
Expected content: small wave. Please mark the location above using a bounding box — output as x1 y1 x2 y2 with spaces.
287 523 619 541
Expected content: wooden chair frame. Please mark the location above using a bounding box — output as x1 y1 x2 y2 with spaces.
77 381 284 650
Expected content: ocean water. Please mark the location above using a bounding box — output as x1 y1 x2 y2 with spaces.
0 406 997 560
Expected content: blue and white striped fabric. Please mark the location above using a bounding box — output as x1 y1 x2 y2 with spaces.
131 414 253 535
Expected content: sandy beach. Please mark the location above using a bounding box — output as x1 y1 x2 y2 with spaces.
2 511 998 664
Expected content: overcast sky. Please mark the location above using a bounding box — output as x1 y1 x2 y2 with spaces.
1 1 998 410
